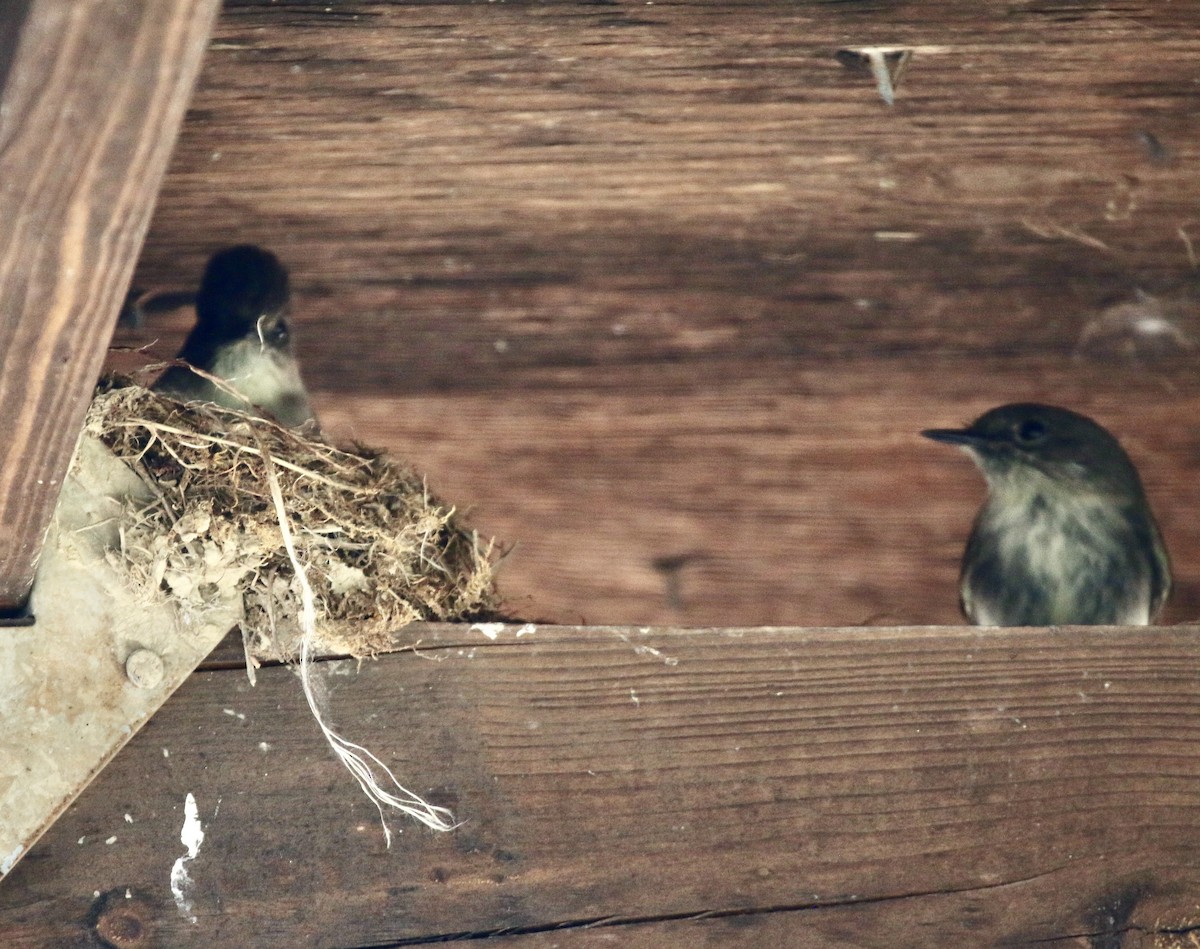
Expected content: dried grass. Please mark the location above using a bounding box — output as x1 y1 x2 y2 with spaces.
86 377 499 659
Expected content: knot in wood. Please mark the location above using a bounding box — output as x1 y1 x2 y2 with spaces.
90 890 152 948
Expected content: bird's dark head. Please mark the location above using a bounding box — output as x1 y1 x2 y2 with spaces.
922 403 1143 496
195 245 291 348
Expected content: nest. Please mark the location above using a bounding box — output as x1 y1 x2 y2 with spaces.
85 378 499 658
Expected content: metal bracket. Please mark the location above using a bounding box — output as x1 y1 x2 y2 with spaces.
0 436 241 878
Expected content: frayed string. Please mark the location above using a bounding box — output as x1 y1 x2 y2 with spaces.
262 452 457 845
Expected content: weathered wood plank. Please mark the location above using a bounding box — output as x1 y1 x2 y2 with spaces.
133 0 1200 377
110 0 1200 630
312 367 1200 631
4 624 1200 947
0 0 220 608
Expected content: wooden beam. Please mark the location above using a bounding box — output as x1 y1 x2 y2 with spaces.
116 0 1200 631
0 0 219 610
4 623 1200 947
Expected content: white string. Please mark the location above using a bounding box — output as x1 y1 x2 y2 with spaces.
263 460 457 845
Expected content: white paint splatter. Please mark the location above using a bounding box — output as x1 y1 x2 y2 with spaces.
1 844 23 876
170 793 204 923
516 623 537 637
471 622 504 640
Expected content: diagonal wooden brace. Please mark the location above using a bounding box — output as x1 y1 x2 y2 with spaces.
0 0 220 609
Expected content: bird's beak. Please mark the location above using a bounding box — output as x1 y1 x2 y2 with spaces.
921 427 981 446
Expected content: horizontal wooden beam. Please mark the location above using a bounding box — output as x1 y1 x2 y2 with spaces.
0 0 219 609
4 623 1200 947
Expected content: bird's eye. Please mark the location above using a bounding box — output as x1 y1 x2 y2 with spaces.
259 315 289 346
1014 419 1047 445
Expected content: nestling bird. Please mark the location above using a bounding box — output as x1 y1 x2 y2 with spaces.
922 403 1170 626
153 245 316 428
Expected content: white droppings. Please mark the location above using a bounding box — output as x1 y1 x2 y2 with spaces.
78 837 86 845
125 889 132 899
105 836 117 845
258 742 273 752
222 708 246 720
516 623 538 637
163 748 170 758
170 793 205 924
630 688 640 706
616 630 679 666
124 814 133 824
471 622 504 640
1 844 23 875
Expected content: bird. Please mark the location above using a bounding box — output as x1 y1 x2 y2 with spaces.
153 245 316 428
922 403 1170 626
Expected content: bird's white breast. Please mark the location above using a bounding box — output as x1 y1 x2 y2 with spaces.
207 338 314 427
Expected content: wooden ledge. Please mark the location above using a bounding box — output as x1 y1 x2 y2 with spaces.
4 622 1200 947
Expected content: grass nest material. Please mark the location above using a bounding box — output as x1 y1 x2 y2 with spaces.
86 377 500 658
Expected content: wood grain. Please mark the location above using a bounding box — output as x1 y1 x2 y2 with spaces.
0 0 219 609
4 623 1200 948
109 0 1200 630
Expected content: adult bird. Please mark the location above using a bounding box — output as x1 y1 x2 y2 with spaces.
153 244 316 428
923 403 1170 626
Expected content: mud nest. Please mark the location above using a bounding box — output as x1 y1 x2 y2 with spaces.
86 378 499 658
